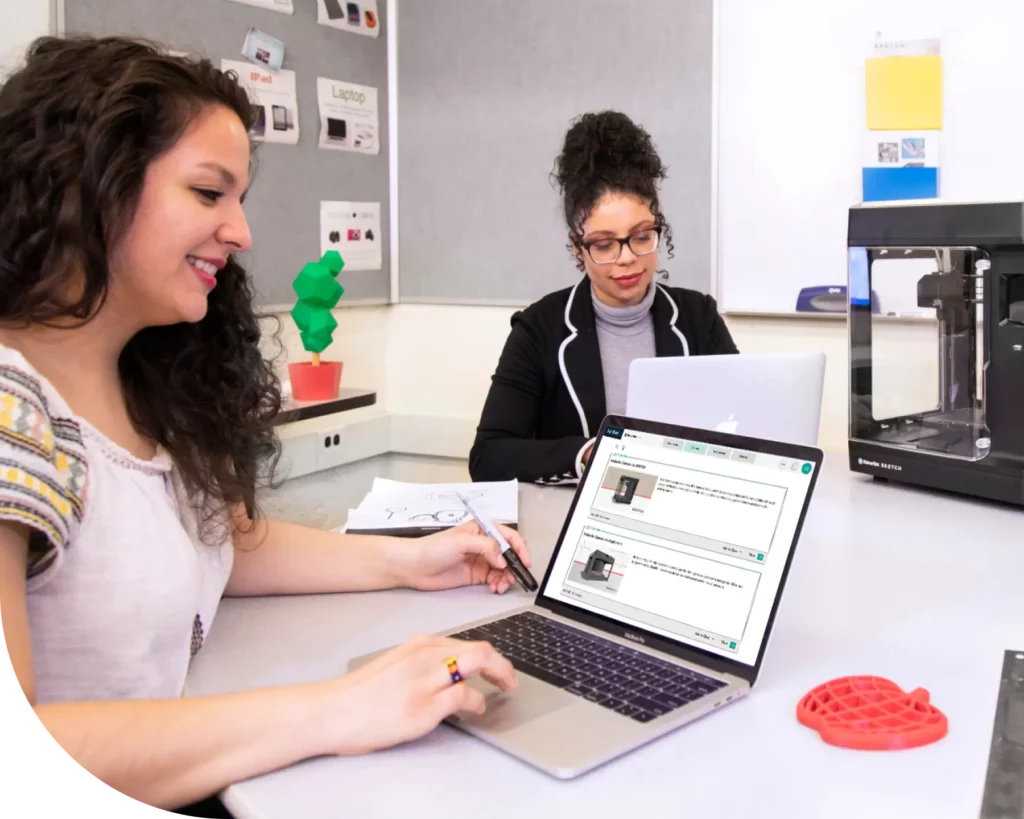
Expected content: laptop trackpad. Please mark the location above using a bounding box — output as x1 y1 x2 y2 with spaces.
451 676 572 734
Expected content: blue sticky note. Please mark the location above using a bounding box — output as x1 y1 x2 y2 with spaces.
862 166 938 202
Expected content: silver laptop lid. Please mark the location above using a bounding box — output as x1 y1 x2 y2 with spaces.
534 414 823 685
625 352 826 446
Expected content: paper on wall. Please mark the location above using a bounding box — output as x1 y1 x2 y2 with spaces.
865 53 943 130
225 0 294 13
317 0 380 38
871 37 940 58
222 59 298 145
241 27 285 71
316 77 379 154
864 130 939 168
320 201 382 270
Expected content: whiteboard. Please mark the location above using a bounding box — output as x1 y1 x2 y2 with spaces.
716 0 1024 315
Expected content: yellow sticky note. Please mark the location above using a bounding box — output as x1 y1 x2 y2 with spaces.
866 55 943 130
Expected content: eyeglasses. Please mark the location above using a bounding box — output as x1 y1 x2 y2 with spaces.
580 228 661 265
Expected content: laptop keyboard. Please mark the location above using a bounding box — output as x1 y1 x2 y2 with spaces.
449 611 727 723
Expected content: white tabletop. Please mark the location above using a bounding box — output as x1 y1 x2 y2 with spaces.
186 454 1024 818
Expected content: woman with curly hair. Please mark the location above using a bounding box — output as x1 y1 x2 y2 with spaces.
0 36 530 813
470 111 739 485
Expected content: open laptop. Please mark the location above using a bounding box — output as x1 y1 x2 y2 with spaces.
626 352 826 446
350 414 823 778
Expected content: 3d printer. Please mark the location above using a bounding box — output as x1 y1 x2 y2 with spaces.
847 201 1024 504
612 475 639 504
582 550 615 582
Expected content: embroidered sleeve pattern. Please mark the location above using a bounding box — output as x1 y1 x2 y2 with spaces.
0 365 88 579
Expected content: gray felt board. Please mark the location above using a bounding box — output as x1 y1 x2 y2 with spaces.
396 0 714 305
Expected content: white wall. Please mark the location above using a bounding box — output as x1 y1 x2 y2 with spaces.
267 300 944 460
0 0 51 75
304 304 933 459
364 304 859 454
385 304 515 420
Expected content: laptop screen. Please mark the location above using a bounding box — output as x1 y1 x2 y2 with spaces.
541 420 817 667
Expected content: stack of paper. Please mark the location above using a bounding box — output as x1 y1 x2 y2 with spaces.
345 478 519 536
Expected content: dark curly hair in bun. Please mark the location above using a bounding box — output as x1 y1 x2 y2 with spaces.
552 110 674 272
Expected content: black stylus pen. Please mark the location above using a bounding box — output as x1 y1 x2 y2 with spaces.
457 493 538 592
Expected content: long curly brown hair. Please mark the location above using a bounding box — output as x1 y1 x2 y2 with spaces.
0 36 281 530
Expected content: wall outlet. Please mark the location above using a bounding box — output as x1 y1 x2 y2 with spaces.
275 413 477 481
317 415 391 472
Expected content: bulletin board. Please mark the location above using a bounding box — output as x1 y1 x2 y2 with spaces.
60 0 391 308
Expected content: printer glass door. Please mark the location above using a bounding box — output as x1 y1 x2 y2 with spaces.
850 245 990 462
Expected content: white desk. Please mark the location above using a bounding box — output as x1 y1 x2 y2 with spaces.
186 454 1024 818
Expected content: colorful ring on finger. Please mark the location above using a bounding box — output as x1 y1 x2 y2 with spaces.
445 655 463 684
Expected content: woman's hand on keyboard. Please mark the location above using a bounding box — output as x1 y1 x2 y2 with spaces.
324 633 517 754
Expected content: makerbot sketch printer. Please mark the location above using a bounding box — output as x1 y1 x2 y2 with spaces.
582 550 615 582
612 475 640 504
847 201 1024 504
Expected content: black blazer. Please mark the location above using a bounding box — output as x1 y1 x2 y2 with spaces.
469 281 738 484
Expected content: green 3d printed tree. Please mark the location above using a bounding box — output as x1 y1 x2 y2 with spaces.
287 250 345 401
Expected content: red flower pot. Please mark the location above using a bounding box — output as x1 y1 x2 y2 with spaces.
288 360 343 401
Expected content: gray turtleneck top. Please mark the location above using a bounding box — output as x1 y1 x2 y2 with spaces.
591 283 657 415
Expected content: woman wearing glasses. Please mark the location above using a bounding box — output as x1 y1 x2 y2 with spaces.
469 111 738 484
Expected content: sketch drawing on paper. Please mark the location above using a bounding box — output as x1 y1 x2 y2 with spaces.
410 509 470 525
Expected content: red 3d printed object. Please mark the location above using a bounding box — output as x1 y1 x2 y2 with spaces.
797 676 948 750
